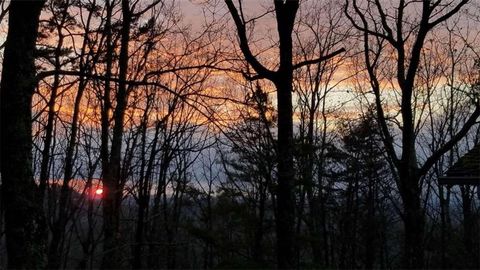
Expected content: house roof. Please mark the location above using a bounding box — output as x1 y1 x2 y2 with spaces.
438 144 480 185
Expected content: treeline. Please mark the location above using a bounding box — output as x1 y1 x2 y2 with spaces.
0 0 479 269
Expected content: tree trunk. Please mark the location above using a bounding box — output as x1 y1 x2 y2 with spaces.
101 1 131 268
364 175 376 269
438 184 451 268
272 4 298 267
148 155 171 268
460 186 477 268
273 76 295 269
252 181 266 267
133 106 158 269
0 0 46 268
399 169 424 269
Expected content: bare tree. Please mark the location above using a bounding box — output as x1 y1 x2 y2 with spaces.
0 0 46 268
225 1 345 267
345 0 480 267
292 1 352 266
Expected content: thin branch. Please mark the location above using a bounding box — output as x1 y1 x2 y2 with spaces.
292 48 346 70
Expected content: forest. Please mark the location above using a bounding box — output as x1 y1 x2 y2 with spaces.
0 0 479 269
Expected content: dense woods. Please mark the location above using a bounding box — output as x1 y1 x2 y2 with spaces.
0 0 479 269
